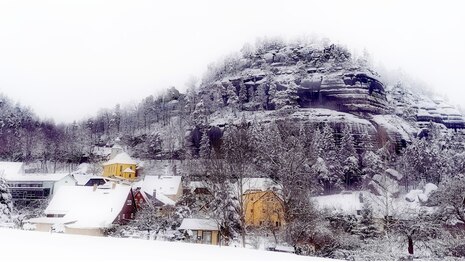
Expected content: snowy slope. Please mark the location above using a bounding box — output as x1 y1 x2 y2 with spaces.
0 229 334 262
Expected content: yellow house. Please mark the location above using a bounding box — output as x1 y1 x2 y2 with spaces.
243 190 285 228
102 142 138 180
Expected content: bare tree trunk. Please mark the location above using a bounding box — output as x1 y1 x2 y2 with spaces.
407 235 414 255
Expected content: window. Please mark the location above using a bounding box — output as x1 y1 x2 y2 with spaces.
250 209 253 213
130 213 134 219
356 210 361 216
126 199 132 205
122 214 125 219
262 209 265 213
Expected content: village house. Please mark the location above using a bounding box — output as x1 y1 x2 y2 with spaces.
243 190 285 228
178 218 220 245
102 139 138 181
239 178 285 228
136 175 183 203
0 161 76 202
29 182 136 236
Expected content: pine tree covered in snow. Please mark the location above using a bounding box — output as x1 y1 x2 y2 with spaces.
199 127 211 160
0 177 13 222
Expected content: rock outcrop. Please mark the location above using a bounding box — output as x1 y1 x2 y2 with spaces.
201 44 390 116
197 41 464 152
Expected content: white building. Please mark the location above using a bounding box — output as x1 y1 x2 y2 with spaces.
0 162 76 201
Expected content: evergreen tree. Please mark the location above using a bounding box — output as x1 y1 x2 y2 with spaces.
339 126 360 189
199 127 211 159
339 125 356 160
0 177 13 222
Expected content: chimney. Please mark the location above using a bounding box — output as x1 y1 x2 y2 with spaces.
152 189 157 204
93 183 98 192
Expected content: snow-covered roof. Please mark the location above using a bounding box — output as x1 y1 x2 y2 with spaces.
312 191 365 215
103 152 137 166
4 172 72 182
140 175 182 196
72 174 92 186
231 178 281 196
178 218 218 231
0 162 24 178
242 178 280 192
137 187 175 206
153 191 175 206
189 181 208 189
37 183 131 229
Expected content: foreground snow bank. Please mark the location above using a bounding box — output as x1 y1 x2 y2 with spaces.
0 229 330 262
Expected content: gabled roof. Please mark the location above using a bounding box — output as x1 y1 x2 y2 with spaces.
0 162 24 178
155 191 175 206
178 218 218 231
103 152 137 166
142 190 176 206
139 175 182 196
73 174 93 186
233 178 282 195
5 173 73 182
36 183 132 229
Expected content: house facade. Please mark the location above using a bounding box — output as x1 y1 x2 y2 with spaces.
243 190 285 228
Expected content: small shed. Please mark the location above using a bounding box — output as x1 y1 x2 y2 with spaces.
178 218 219 245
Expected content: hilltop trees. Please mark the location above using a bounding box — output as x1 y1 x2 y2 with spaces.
0 86 191 166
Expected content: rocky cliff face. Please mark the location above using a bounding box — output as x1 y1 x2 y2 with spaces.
197 41 464 150
201 43 390 115
387 83 465 130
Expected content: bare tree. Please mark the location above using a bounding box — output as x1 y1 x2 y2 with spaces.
222 116 254 247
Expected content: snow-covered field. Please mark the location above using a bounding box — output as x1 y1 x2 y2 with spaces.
0 229 331 262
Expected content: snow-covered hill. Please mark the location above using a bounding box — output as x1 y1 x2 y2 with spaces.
0 229 332 262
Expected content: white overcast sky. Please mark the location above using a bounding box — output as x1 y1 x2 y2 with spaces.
0 0 464 123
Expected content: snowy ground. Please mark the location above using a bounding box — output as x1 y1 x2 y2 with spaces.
0 229 333 262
